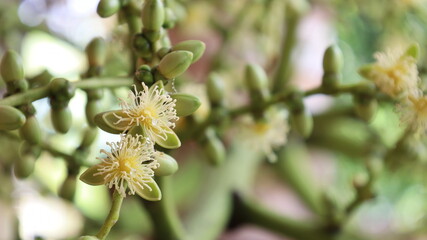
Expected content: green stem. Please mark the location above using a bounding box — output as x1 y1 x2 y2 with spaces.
96 190 124 240
0 77 132 106
142 176 185 240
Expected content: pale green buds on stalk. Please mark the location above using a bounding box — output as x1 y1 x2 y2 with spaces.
353 82 377 122
133 34 151 59
79 128 98 148
51 107 72 133
245 64 270 109
290 108 313 138
19 115 42 145
59 175 77 201
207 73 225 105
321 45 343 89
135 65 154 86
141 0 165 42
85 37 107 67
172 40 206 63
203 128 226 166
97 0 121 18
170 93 201 117
85 101 101 127
163 8 176 29
0 105 25 130
157 51 193 79
49 78 75 133
153 153 178 176
15 142 38 179
0 50 24 83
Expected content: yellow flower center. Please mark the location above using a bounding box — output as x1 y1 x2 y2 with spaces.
117 156 139 173
254 122 270 134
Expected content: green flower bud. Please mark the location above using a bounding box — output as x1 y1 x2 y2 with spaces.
15 142 36 179
29 70 52 88
290 108 313 138
19 115 42 145
51 107 72 133
157 47 171 59
157 51 193 79
162 8 176 29
141 0 165 31
135 65 154 86
133 34 151 58
172 40 206 63
0 50 24 83
85 37 107 66
0 105 26 130
7 79 29 93
59 176 76 201
154 152 178 176
245 64 269 91
405 43 420 59
170 93 201 117
80 127 98 148
86 100 101 127
97 0 121 18
207 73 225 105
49 78 75 102
358 65 373 79
87 89 103 100
323 45 343 74
203 128 226 166
354 97 377 122
78 236 99 240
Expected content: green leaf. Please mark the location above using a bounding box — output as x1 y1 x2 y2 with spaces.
94 110 129 134
153 128 181 149
170 93 201 117
135 180 162 201
79 165 105 186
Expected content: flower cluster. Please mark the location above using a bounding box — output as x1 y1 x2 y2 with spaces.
80 83 180 200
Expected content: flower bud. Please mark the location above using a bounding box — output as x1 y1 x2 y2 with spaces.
290 108 313 138
0 50 24 83
154 152 178 176
162 8 176 29
170 93 201 117
203 128 226 166
49 78 75 102
97 0 120 18
135 65 154 86
354 97 377 122
157 47 171 59
141 0 165 31
19 115 42 145
29 70 52 88
86 100 101 127
172 40 206 63
85 37 107 66
51 107 72 133
133 34 152 58
322 45 343 89
59 175 77 201
207 73 225 105
15 142 37 179
8 78 29 93
245 64 269 91
0 105 26 130
80 127 98 148
157 50 193 79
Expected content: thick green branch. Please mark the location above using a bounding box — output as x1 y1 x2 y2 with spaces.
96 190 124 240
0 77 132 106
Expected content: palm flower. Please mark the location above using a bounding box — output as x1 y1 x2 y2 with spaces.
80 134 161 200
397 93 427 135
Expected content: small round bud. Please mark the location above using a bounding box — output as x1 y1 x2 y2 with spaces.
97 0 120 18
245 64 269 91
170 93 201 117
354 97 377 122
29 70 52 88
8 79 29 93
0 105 26 130
0 50 24 83
135 65 154 85
290 108 313 138
157 47 171 59
133 34 151 58
203 128 226 166
172 40 206 63
87 89 103 100
162 8 176 29
141 0 165 31
154 152 178 176
19 115 42 145
157 51 193 79
49 78 75 102
15 142 37 179
207 73 225 105
59 176 76 201
85 37 107 66
51 107 72 133
86 100 101 127
323 45 343 74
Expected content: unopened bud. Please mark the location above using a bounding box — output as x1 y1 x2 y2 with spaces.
19 115 42 145
154 152 178 176
203 128 226 166
141 0 165 31
80 127 98 148
86 100 101 127
97 0 121 18
0 50 24 83
162 8 176 29
172 40 206 63
290 108 313 138
323 45 343 74
86 37 107 66
157 50 193 79
15 142 37 179
207 73 225 105
49 78 75 102
170 93 201 117
135 65 154 86
245 64 269 91
51 107 72 133
0 105 26 130
133 34 151 58
59 176 77 201
354 97 377 122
